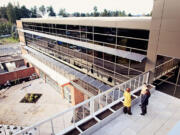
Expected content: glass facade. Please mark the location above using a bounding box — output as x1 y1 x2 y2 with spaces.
21 21 180 99
24 32 147 86
153 56 180 98
22 22 149 55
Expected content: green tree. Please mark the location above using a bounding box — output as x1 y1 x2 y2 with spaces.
128 13 132 16
0 6 8 19
47 6 56 16
0 22 11 35
101 9 108 16
20 6 31 18
121 10 126 16
6 3 16 23
58 8 67 17
39 5 46 16
73 12 80 17
31 6 37 18
80 13 86 17
93 6 99 17
14 5 21 20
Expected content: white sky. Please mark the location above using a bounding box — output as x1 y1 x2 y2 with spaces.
0 0 154 15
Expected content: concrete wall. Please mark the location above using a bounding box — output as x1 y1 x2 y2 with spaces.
157 0 180 59
146 0 180 71
62 83 84 105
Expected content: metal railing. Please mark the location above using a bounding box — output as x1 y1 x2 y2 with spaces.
14 71 149 135
153 58 178 80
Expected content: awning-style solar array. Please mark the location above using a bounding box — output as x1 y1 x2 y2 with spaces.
24 46 111 92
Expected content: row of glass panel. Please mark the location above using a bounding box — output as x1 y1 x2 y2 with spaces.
23 22 149 39
22 22 149 52
25 33 145 85
25 33 145 73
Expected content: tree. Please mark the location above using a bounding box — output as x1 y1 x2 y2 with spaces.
6 3 16 23
20 6 31 18
93 6 99 17
47 6 56 16
121 10 126 16
73 12 80 17
39 5 46 16
31 6 37 18
14 4 21 20
101 9 108 16
80 13 86 17
0 22 11 36
0 7 8 19
58 8 68 17
128 13 132 16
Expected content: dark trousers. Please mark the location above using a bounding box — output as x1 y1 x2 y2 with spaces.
123 106 131 114
141 105 147 114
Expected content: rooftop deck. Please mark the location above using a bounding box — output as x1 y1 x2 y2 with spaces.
92 91 180 135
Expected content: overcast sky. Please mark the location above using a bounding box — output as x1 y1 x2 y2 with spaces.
1 0 154 15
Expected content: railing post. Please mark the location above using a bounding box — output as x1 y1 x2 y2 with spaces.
106 92 108 105
83 106 85 119
73 109 75 125
38 126 40 135
90 97 94 116
138 76 140 87
134 78 136 89
50 120 55 135
63 114 65 129
146 72 150 84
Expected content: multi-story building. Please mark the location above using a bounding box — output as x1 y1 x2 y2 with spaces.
17 4 180 105
15 0 180 134
17 17 152 104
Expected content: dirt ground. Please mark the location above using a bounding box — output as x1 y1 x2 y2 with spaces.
0 78 72 127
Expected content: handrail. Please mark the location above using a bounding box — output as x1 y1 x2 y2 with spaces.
14 70 149 135
14 54 178 135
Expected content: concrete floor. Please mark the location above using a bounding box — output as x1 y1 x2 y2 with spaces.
92 91 180 135
0 78 72 127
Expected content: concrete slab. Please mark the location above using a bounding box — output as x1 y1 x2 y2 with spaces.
92 91 180 135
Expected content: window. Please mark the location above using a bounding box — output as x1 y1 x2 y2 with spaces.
117 28 149 39
94 27 116 35
104 53 115 62
67 25 79 31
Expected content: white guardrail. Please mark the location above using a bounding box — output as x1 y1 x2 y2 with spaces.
14 71 149 135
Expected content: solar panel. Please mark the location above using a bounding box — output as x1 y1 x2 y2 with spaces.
25 46 112 92
83 76 94 83
75 72 85 78
99 84 111 92
90 79 103 88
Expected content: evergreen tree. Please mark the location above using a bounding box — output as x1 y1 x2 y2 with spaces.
47 6 56 16
6 3 16 23
93 6 99 17
0 6 8 19
20 6 31 18
31 6 37 18
39 5 46 16
58 8 68 17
